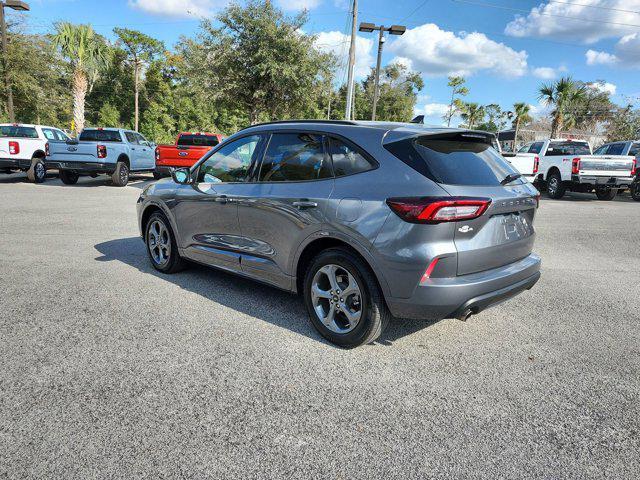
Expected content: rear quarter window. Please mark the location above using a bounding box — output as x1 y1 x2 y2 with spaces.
385 133 521 186
629 143 640 156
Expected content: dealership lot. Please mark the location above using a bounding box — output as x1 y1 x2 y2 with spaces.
1 174 639 478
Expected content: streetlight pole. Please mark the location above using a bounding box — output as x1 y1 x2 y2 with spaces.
344 0 357 121
0 1 29 123
359 22 405 121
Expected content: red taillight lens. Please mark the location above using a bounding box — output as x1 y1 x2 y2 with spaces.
420 257 440 283
97 144 107 159
631 158 637 176
155 147 159 161
45 142 50 156
571 157 581 175
386 197 492 223
9 141 19 155
532 156 539 174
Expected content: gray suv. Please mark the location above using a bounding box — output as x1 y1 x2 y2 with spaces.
137 120 541 348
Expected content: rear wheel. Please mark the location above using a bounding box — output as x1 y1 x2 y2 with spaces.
546 172 565 199
631 183 640 202
59 170 79 185
153 170 164 180
111 161 129 187
27 158 46 183
303 248 389 348
595 187 617 201
145 212 186 274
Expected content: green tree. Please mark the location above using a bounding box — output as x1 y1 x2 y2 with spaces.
512 102 532 145
476 103 505 132
444 76 468 127
52 22 110 133
96 102 121 127
570 81 615 132
606 105 640 142
458 101 485 129
183 0 334 125
113 28 164 131
538 76 586 137
359 63 424 121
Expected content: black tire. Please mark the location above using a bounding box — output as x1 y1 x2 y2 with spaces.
595 187 617 201
546 172 565 199
631 183 640 202
27 158 46 183
144 211 186 274
111 161 129 187
59 170 79 185
153 170 164 180
303 248 389 348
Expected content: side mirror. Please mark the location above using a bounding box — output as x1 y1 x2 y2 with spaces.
171 167 191 185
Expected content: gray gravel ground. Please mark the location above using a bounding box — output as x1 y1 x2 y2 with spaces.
1 172 639 479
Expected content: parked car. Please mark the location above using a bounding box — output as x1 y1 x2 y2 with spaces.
509 138 636 200
591 140 640 201
0 123 70 183
154 132 224 179
46 128 156 186
137 120 541 348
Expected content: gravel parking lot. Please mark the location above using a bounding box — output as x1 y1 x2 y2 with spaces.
1 173 639 479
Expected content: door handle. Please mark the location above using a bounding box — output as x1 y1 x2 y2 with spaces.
215 195 234 204
293 200 318 209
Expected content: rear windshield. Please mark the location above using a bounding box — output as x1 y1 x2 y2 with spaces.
385 133 521 186
178 134 220 147
546 141 590 156
79 130 122 142
0 126 38 138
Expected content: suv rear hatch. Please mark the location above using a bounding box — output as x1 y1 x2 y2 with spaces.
384 130 539 275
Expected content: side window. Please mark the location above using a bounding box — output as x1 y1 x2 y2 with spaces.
629 143 640 157
593 144 609 155
517 143 531 154
607 143 625 155
125 132 139 144
42 128 56 141
528 142 544 154
259 133 331 182
135 133 150 146
54 130 69 141
197 135 262 183
327 136 375 176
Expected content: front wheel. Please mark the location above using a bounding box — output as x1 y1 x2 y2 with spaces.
59 170 79 185
111 161 129 187
630 183 640 202
303 248 389 348
546 172 565 199
27 158 46 183
595 187 617 201
145 212 186 274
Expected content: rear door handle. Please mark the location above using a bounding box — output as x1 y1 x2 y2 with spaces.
293 200 318 209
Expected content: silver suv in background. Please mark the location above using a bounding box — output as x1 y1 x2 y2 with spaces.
137 120 541 348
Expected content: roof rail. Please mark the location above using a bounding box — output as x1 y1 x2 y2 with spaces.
238 119 359 132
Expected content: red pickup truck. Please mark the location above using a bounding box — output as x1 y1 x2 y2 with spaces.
154 132 224 178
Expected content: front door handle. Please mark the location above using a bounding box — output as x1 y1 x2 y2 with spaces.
293 200 318 209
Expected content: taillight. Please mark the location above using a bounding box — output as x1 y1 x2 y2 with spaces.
532 156 539 174
45 142 50 156
571 157 581 175
631 158 637 176
420 257 440 283
386 197 492 224
9 141 19 155
97 144 107 159
155 147 160 161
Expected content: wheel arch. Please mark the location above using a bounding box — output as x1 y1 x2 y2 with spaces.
546 166 561 180
139 201 178 241
117 154 130 168
32 150 46 159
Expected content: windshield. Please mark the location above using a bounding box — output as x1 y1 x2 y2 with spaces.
178 134 220 147
385 133 521 186
79 130 122 142
0 126 38 138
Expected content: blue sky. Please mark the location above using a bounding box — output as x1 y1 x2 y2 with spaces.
23 0 640 124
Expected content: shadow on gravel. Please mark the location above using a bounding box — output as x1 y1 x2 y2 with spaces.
0 173 154 188
538 191 636 203
93 236 434 347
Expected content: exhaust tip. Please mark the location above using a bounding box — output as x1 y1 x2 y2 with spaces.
456 308 473 322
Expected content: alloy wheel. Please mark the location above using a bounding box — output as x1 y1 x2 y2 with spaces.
34 162 45 181
311 264 363 334
148 220 171 266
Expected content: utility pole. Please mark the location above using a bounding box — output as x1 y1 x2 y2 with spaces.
359 22 406 121
0 1 29 123
344 0 357 121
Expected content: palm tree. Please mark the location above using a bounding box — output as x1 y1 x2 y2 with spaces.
459 102 485 130
512 102 532 147
538 76 586 138
52 23 110 133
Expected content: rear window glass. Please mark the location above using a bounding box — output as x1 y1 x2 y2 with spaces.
0 126 38 138
546 142 590 156
178 135 220 147
385 134 521 186
629 143 640 156
606 143 625 155
79 130 122 142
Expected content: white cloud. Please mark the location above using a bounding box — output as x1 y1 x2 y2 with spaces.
505 0 640 44
413 102 456 126
587 81 617 95
529 101 551 119
388 23 528 77
531 66 557 79
390 56 413 70
314 31 374 79
128 0 220 17
277 0 322 10
586 49 619 66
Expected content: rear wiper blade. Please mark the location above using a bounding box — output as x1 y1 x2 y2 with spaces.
500 173 522 185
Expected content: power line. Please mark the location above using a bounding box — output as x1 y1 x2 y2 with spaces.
546 0 640 15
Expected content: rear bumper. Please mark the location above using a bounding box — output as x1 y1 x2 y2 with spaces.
571 174 633 187
0 158 30 170
386 253 541 320
45 160 115 174
154 165 174 176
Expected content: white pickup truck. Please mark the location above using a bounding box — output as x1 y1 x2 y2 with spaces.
508 138 636 200
591 140 640 201
0 123 70 183
46 128 156 186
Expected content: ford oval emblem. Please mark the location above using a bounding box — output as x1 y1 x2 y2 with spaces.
67 146 77 152
179 152 188 157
